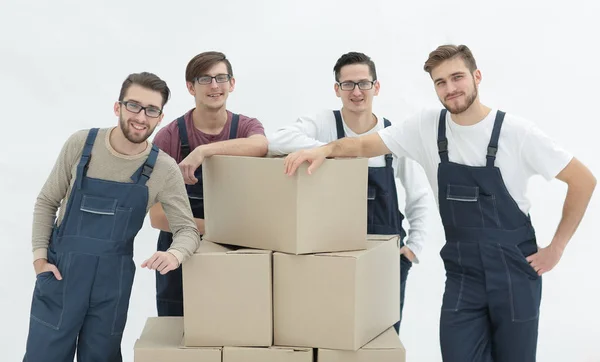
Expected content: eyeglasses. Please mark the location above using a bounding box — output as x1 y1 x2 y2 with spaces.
195 74 232 85
337 80 376 91
119 101 162 118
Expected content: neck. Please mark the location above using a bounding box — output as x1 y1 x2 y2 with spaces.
110 128 147 156
192 105 228 134
450 101 492 126
340 107 377 134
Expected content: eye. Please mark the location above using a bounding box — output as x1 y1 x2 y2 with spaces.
147 107 161 116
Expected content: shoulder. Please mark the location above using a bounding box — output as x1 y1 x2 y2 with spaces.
230 111 266 136
498 111 537 134
64 128 100 152
233 111 262 126
151 148 181 181
154 114 187 140
299 109 337 129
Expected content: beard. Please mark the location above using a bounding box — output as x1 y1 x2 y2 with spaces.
119 115 155 144
440 81 478 114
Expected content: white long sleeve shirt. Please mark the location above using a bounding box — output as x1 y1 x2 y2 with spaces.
267 109 434 263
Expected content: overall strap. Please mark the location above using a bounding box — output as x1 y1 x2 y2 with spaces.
486 110 506 167
229 113 240 139
383 118 393 168
333 110 345 139
437 109 449 163
75 128 99 189
136 144 159 185
176 116 190 159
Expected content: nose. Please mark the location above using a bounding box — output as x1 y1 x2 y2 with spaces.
210 78 220 89
446 81 458 94
132 110 148 122
351 86 363 96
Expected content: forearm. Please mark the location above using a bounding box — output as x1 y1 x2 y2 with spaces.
32 193 61 261
325 133 390 159
550 176 596 250
150 203 205 233
31 136 80 261
200 136 268 158
268 122 325 156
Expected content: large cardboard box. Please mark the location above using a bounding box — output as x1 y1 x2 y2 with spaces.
317 327 406 362
182 241 273 347
223 346 313 362
202 155 368 254
134 317 221 362
273 235 400 350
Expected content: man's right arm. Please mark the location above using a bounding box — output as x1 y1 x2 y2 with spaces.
284 113 422 175
149 203 205 234
267 114 326 156
32 131 86 274
284 132 392 175
149 126 206 233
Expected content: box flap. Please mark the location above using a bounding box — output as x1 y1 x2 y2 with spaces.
269 346 312 352
196 240 233 254
135 317 185 348
367 234 400 241
227 249 272 255
313 238 395 258
362 327 404 350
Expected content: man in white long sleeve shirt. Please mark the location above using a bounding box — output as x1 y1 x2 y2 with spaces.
268 52 434 332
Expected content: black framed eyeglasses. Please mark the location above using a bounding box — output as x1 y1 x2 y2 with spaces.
119 101 163 118
196 74 232 85
338 80 376 91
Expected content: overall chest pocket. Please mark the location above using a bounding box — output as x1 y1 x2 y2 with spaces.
446 185 501 228
78 195 132 240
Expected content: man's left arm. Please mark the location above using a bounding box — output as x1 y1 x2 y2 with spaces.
179 118 268 184
527 157 596 274
396 156 434 264
521 125 596 275
142 166 202 274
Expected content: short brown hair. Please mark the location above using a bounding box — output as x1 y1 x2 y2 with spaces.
185 51 233 83
118 72 171 107
333 52 377 82
423 44 478 75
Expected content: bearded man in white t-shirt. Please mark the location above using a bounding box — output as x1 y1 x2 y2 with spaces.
268 52 435 334
282 44 596 362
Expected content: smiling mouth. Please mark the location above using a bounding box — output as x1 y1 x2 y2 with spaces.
446 93 463 101
130 122 147 131
208 93 223 98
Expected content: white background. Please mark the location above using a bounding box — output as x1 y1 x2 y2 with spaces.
1 0 599 361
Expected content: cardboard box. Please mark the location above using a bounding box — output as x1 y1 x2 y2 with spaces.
273 235 400 350
182 241 273 347
317 327 406 362
134 317 221 362
223 346 313 362
202 155 368 254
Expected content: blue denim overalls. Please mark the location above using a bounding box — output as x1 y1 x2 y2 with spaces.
436 109 542 361
23 128 159 362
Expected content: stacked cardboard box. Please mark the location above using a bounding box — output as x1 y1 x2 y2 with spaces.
134 155 407 362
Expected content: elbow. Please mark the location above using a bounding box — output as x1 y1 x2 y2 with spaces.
149 213 166 230
254 137 269 157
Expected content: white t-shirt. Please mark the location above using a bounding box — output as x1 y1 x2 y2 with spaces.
268 109 434 262
378 108 573 215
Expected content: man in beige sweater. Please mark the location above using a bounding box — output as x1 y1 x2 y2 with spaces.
23 72 201 362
